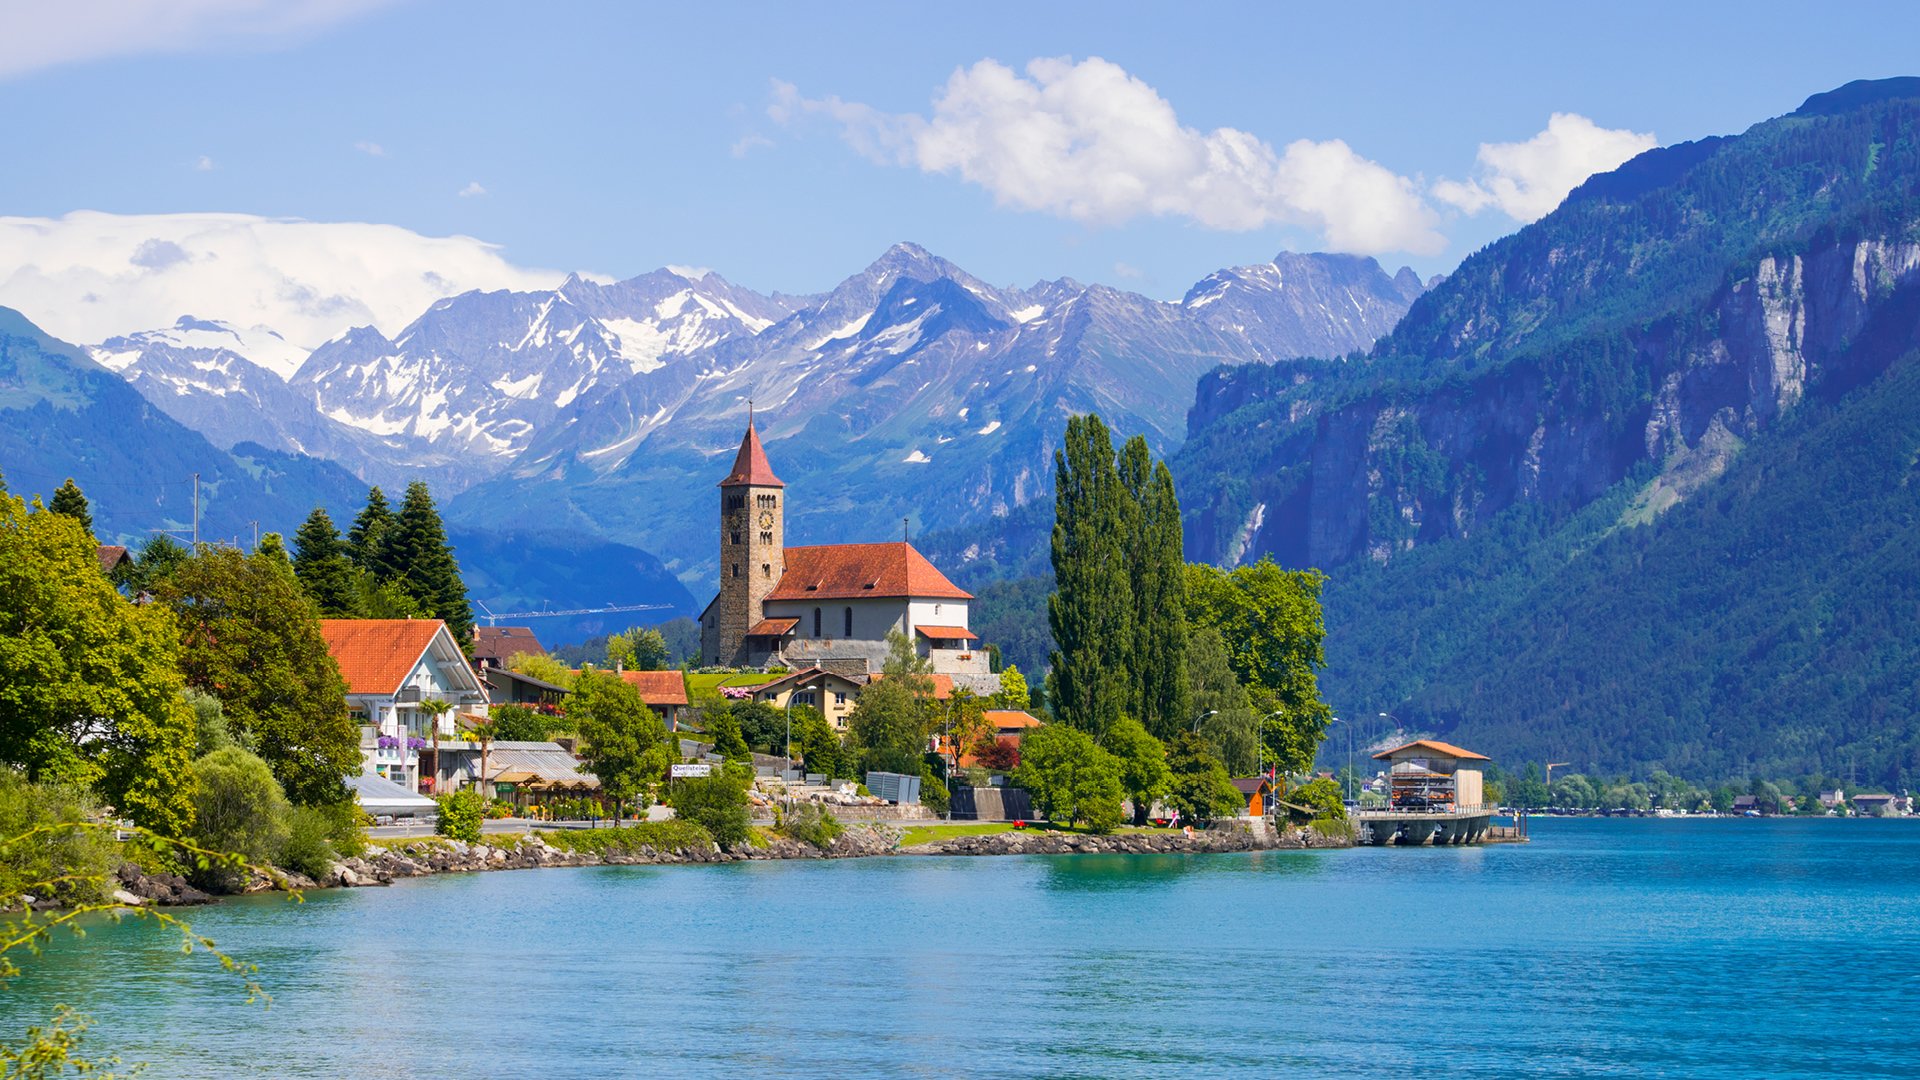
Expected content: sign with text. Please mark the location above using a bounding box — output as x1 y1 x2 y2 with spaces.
670 763 712 779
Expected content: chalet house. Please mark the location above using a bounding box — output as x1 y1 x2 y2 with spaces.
319 619 489 793
96 545 132 575
697 418 998 690
613 669 690 730
483 666 568 710
746 667 866 730
471 625 545 671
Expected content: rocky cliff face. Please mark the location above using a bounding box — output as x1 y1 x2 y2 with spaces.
1186 233 1920 570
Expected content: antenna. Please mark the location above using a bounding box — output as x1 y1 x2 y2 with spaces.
903 516 910 542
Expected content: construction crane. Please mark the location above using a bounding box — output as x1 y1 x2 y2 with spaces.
472 600 672 626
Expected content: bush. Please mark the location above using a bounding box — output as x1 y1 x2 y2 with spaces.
1287 778 1346 823
190 748 291 892
919 769 950 817
279 806 339 879
312 798 369 858
0 772 117 908
541 819 713 857
778 803 845 850
435 789 484 843
1080 792 1125 835
667 775 751 849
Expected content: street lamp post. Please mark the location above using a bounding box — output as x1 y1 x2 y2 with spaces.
1190 709 1218 732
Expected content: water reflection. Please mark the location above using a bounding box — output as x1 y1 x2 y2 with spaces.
1036 849 1332 892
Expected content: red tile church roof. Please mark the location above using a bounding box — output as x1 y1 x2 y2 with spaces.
718 422 784 488
767 542 971 601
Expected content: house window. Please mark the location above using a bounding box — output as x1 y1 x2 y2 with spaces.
844 606 853 636
833 691 847 706
796 691 816 706
813 607 822 637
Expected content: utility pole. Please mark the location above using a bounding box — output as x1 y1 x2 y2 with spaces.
191 472 200 548
251 520 259 550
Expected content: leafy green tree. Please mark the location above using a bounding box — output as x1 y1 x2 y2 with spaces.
380 481 473 642
189 747 291 891
154 545 358 806
564 671 671 813
48 478 92 536
1013 723 1125 833
1185 559 1332 774
508 651 575 689
990 663 1031 710
291 507 359 616
1164 732 1243 824
0 772 118 908
489 703 558 742
1187 626 1259 774
1286 777 1346 822
1048 413 1135 741
345 486 396 576
704 708 751 763
847 674 927 776
0 494 196 835
728 700 785 754
791 705 849 778
609 627 672 670
123 532 191 596
1104 716 1171 826
667 773 751 849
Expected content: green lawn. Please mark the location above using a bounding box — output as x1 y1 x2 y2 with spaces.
686 671 782 694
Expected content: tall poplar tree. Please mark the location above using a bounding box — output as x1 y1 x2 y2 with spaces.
1047 414 1134 741
292 507 359 616
1118 437 1191 740
385 481 473 641
49 478 93 537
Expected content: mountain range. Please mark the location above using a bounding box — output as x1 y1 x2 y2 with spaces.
82 246 1424 581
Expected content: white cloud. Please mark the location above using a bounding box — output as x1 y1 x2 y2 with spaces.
354 140 386 157
1112 261 1143 280
194 154 216 171
730 133 773 158
1434 113 1658 223
457 180 487 198
0 0 404 79
0 211 572 358
771 57 1445 257
666 264 714 280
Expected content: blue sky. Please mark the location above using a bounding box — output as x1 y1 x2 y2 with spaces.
2 0 1918 344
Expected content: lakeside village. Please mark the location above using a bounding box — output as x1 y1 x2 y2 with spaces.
5 413 1913 908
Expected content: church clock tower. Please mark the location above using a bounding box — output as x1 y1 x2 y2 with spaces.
711 416 785 666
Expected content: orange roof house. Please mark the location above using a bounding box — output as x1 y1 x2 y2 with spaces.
1370 739 1491 762
765 544 971 602
318 619 488 794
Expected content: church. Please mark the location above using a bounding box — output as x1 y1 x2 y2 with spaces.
697 418 995 688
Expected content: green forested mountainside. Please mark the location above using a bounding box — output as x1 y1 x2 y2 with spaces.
1177 82 1920 567
1126 79 1920 786
1324 337 1920 787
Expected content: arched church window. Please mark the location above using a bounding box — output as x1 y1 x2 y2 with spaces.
813 607 822 637
844 607 853 636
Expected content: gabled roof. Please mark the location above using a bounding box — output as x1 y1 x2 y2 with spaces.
747 617 799 637
1371 739 1491 762
1231 777 1272 795
616 669 688 707
97 545 131 573
718 421 784 488
483 666 569 694
472 625 545 664
984 709 1041 730
749 666 868 697
319 619 461 696
767 542 971 601
867 672 956 699
915 624 977 641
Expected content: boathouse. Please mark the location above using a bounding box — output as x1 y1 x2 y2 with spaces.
1356 739 1497 845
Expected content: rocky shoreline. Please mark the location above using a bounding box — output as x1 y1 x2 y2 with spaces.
109 823 1349 906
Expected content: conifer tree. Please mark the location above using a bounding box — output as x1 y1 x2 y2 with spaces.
345 486 395 576
386 481 473 641
291 508 359 616
1132 454 1191 742
49 478 93 536
1047 414 1134 741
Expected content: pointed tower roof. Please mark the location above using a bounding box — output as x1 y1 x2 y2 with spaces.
718 420 784 488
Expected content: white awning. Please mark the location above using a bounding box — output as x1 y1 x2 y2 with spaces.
346 771 438 815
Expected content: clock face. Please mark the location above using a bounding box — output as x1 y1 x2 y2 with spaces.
758 510 774 529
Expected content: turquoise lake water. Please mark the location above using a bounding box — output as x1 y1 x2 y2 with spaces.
6 817 1920 1078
